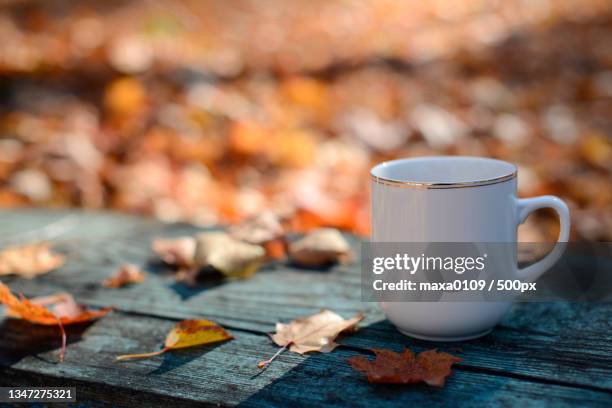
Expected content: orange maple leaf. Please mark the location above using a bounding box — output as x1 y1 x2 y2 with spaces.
0 282 112 361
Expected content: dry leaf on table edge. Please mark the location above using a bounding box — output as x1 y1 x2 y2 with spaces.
261 238 288 260
102 264 146 288
152 237 196 268
348 348 462 387
194 232 265 279
229 211 285 245
116 319 233 361
229 212 287 259
0 243 65 279
288 228 351 267
0 282 112 362
258 309 363 369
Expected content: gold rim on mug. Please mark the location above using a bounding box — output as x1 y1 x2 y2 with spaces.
370 171 517 189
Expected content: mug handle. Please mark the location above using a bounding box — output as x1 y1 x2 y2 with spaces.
516 196 570 282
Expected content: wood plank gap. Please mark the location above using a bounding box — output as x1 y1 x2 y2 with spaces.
456 364 612 395
496 323 612 340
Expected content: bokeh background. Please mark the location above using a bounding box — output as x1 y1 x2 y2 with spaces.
0 0 610 241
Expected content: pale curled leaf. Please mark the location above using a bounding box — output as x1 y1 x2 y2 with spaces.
152 237 196 268
194 232 265 278
116 319 233 361
102 264 146 288
0 243 65 278
174 267 201 286
289 228 351 267
259 309 363 369
257 310 363 369
271 309 363 354
348 348 462 387
229 211 285 245
230 212 288 259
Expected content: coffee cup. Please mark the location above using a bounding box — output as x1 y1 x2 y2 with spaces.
370 156 570 341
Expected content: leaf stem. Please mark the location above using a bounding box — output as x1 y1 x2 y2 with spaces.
57 318 66 363
258 343 290 370
116 348 167 361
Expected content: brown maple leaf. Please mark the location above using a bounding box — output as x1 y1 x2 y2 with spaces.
0 243 65 279
0 282 112 362
258 309 363 369
102 264 146 288
348 348 462 387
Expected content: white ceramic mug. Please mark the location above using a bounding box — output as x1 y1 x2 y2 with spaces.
370 156 570 341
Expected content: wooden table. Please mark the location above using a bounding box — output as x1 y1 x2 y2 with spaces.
0 210 610 407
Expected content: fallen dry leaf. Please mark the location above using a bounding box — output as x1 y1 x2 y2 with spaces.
0 243 65 279
348 348 462 387
174 267 202 286
262 239 288 260
230 212 287 259
102 264 146 288
229 211 285 245
0 282 112 361
194 232 265 279
116 319 233 361
258 309 363 369
289 228 351 267
152 237 196 268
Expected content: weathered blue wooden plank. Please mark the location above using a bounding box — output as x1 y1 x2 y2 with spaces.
5 270 611 392
1 210 611 406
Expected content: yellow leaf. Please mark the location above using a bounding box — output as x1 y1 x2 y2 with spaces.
116 319 233 361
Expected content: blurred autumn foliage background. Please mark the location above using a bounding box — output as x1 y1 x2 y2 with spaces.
0 0 611 241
